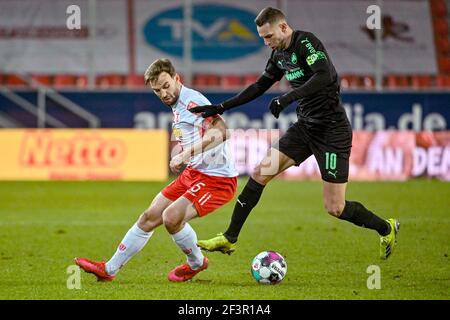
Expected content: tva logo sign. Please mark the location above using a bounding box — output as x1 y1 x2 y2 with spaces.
143 4 263 60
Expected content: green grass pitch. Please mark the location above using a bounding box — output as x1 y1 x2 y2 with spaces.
0 179 449 300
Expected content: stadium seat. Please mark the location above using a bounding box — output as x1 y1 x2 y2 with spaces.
206 74 221 86
436 37 450 55
386 75 409 89
340 74 360 89
4 74 28 86
411 75 432 89
193 74 207 86
76 75 88 88
221 75 242 88
431 0 447 18
362 75 375 89
54 74 88 88
435 74 450 87
54 74 77 87
31 74 52 86
96 74 125 88
193 74 221 87
433 19 449 35
126 74 145 88
438 57 450 73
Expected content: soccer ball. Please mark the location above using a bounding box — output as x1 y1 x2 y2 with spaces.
251 251 287 285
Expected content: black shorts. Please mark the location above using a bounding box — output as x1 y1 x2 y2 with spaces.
272 116 352 183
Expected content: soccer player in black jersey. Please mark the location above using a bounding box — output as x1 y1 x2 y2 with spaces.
191 7 399 259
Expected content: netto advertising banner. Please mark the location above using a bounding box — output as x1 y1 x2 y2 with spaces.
0 129 168 181
1 129 448 181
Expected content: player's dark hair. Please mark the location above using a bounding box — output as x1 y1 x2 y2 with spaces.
254 7 286 26
144 58 176 85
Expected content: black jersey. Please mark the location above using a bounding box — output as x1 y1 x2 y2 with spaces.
263 30 344 120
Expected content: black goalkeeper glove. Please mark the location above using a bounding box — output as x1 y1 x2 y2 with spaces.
189 104 225 118
269 95 291 119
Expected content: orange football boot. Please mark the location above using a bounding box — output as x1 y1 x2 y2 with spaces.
168 257 208 282
74 257 115 282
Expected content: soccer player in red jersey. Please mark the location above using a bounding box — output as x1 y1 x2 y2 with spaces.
75 58 238 282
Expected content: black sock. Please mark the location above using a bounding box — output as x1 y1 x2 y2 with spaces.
224 178 265 243
339 201 390 236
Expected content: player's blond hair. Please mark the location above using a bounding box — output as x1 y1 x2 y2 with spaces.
254 7 286 26
144 58 176 85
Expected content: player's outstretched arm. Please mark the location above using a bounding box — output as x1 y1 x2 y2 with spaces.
190 74 276 118
189 104 226 117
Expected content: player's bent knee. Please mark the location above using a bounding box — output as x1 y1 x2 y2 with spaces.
325 202 345 217
251 167 270 185
138 208 162 231
162 207 183 232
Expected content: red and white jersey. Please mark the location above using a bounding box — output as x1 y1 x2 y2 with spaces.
171 85 238 178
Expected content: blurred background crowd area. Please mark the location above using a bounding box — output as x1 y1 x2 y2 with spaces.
0 0 449 91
